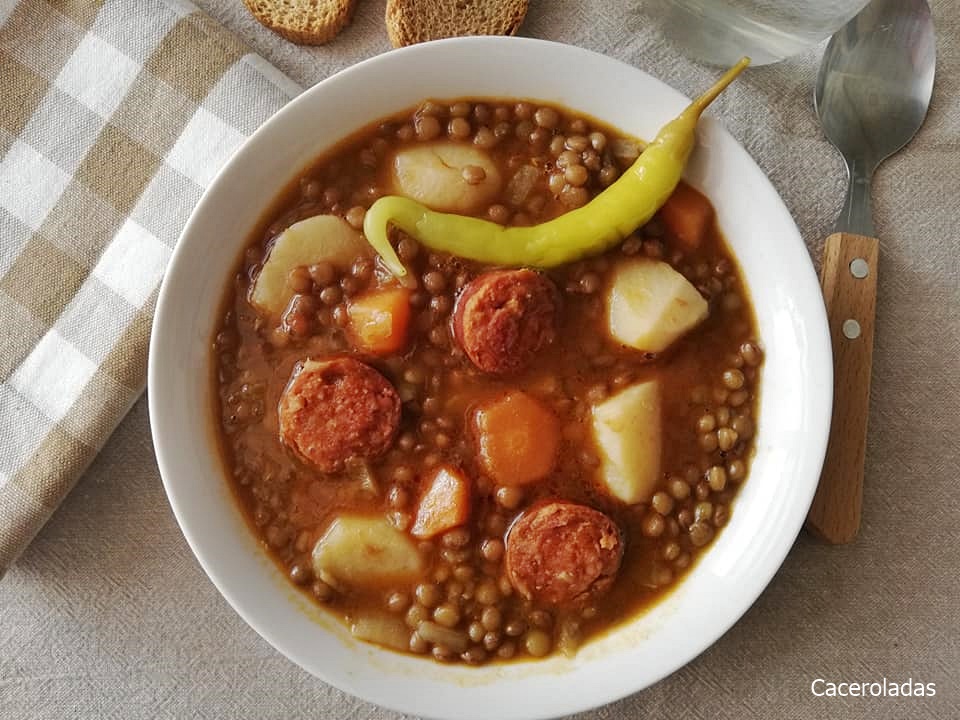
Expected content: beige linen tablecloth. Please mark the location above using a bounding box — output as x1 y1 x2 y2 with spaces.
2 1 959 719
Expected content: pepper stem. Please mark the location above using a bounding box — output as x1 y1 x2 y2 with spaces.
689 57 751 117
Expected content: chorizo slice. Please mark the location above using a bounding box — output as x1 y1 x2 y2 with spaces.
506 501 624 606
278 357 400 472
452 269 559 374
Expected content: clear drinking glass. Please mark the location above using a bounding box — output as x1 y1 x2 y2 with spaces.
645 0 872 66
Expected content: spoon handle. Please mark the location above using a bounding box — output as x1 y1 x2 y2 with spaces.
806 232 879 544
835 159 875 237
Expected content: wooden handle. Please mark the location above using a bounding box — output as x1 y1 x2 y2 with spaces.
806 233 879 544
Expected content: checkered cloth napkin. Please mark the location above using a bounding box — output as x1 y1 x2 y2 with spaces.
0 0 300 577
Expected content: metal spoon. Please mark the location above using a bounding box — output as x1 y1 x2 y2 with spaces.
807 0 936 543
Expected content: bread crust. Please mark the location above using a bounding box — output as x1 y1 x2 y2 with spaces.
385 0 529 48
244 0 357 45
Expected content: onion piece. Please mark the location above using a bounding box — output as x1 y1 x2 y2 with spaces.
351 613 410 651
556 617 582 658
610 138 642 166
505 165 540 207
416 620 469 653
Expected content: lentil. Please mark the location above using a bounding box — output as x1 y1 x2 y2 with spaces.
319 285 341 306
727 459 747 482
689 522 714 547
312 580 333 602
548 172 567 195
668 476 691 500
651 491 675 515
722 368 745 390
497 641 517 659
409 632 429 654
474 126 496 149
480 538 505 563
433 603 461 628
495 485 524 510
475 581 500 606
524 629 552 657
717 427 739 451
731 415 753 439
699 431 719 452
716 406 731 427
706 465 727 492
289 563 311 585
488 203 511 224
642 512 666 538
397 236 419 261
564 164 589 187
740 340 763 366
308 261 335 286
415 114 441 140
462 646 488 665
481 606 502 632
696 413 717 433
534 106 560 129
728 389 749 407
504 619 527 637
422 271 446 294
415 583 442 608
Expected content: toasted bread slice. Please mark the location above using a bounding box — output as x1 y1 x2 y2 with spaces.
385 0 529 48
244 0 357 45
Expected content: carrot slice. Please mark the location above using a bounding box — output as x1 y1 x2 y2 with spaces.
411 465 471 539
473 391 559 486
347 288 412 355
658 182 714 252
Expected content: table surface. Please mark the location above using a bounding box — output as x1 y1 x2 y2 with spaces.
3 2 959 719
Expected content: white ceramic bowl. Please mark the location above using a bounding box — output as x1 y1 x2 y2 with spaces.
149 37 832 720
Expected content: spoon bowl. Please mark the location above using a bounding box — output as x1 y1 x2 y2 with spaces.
815 0 936 234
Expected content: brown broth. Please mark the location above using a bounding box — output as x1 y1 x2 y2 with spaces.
212 98 761 664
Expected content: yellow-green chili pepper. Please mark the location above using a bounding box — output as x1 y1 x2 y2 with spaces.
363 58 750 278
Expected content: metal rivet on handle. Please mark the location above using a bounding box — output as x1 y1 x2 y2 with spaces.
842 319 861 339
849 258 869 279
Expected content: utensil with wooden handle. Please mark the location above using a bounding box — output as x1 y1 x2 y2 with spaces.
807 0 935 543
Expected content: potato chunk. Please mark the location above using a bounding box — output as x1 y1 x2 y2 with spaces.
606 259 709 353
312 515 423 587
250 214 368 315
591 380 661 504
389 142 501 214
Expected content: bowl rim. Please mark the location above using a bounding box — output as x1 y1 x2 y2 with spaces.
149 35 832 720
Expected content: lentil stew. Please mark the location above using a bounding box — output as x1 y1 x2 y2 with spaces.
213 98 762 665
